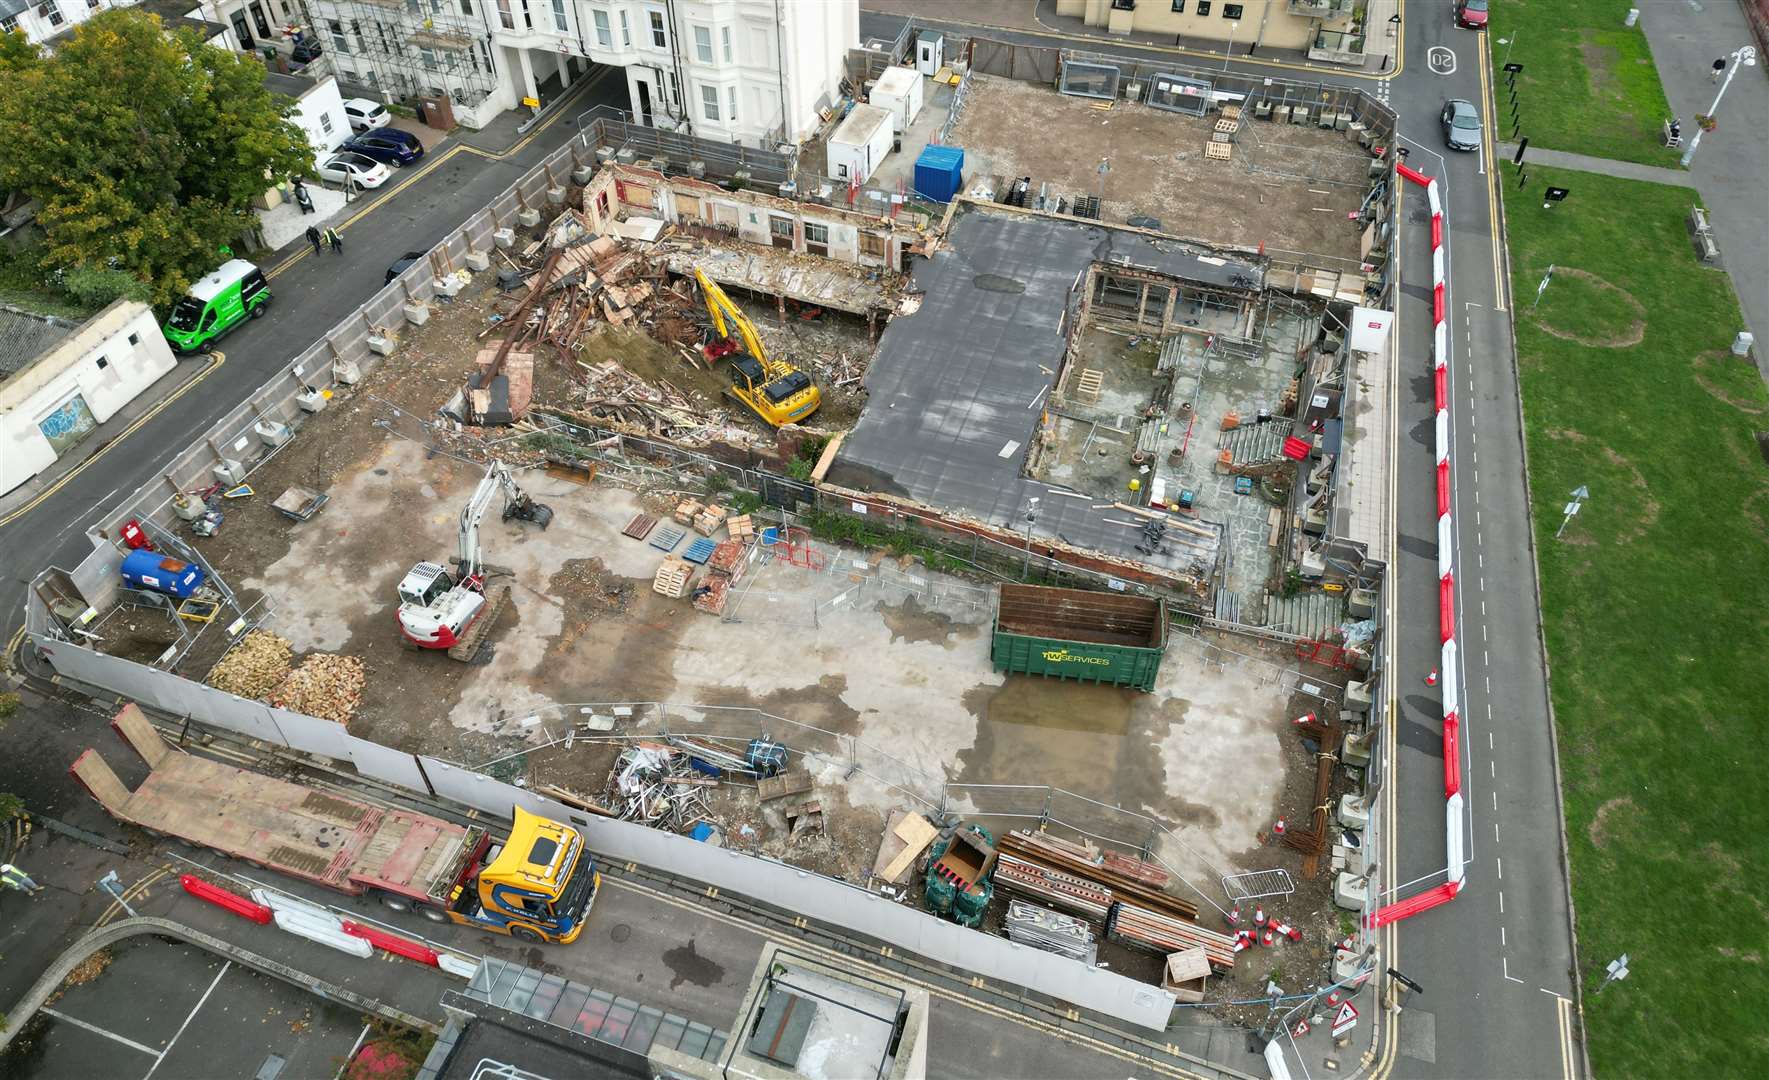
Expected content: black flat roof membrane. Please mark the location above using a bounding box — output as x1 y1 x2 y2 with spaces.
829 207 1260 576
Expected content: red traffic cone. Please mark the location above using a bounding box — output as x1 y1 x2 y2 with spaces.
1233 929 1255 953
1274 921 1302 942
1425 668 1438 687
1226 905 1241 926
1273 818 1287 837
1327 990 1342 1006
1254 906 1267 927
1261 928 1276 947
1293 711 1317 725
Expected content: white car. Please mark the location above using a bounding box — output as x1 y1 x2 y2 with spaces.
317 151 392 189
343 97 391 132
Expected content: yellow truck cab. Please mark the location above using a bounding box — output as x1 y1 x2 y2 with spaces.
465 805 599 943
162 258 270 353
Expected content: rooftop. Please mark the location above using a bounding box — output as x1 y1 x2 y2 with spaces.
828 203 1261 580
0 305 81 384
263 70 321 99
831 103 892 146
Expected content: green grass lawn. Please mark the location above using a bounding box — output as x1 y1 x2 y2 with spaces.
1503 161 1769 1076
1488 0 1680 167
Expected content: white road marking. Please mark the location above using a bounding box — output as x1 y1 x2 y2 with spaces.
39 1007 160 1058
1492 790 1498 810
1496 857 1503 879
1539 987 1571 1001
1490 760 1496 778
1499 889 1504 911
1502 926 1507 946
1488 731 1494 749
1502 958 1525 983
1495 823 1501 844
141 961 231 1080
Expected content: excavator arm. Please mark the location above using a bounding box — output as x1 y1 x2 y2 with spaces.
694 268 775 374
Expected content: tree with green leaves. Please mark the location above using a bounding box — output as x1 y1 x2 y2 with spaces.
0 11 313 308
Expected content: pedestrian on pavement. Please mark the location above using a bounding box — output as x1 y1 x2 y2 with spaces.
324 226 343 255
1712 57 1727 83
1 863 45 895
305 225 322 255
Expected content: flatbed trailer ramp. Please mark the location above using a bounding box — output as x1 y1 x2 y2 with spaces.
72 705 482 904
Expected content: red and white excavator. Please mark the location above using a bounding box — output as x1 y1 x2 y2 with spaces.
395 459 551 660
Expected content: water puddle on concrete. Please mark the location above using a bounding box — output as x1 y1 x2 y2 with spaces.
879 596 972 647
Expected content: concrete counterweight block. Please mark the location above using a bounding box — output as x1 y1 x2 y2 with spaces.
572 164 594 184
366 333 395 356
434 275 464 298
465 250 491 271
546 186 566 205
517 208 542 227
402 301 431 326
493 228 515 249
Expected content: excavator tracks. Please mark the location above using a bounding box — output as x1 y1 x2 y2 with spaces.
449 580 511 662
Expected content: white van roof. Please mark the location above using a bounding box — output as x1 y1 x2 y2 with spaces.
187 259 260 303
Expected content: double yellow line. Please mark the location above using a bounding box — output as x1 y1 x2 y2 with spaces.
1477 29 1508 311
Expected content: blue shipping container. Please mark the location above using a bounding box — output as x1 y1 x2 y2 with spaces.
120 548 207 599
914 145 965 203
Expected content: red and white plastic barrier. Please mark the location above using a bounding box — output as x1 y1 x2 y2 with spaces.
1368 162 1468 928
180 874 272 924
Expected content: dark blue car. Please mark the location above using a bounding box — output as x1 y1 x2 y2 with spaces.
340 129 424 168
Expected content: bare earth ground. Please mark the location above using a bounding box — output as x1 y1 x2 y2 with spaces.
180 256 1352 1003
950 74 1372 260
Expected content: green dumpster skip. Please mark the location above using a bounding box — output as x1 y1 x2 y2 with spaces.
990 584 1168 692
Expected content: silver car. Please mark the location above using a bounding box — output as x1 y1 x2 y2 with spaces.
1441 98 1482 152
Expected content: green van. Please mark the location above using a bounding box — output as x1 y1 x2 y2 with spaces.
162 258 270 353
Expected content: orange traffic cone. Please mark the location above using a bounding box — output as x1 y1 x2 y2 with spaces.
1425 668 1438 687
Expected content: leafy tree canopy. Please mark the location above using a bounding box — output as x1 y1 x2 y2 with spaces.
0 11 313 307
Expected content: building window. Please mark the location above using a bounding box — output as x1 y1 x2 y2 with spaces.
721 25 732 63
693 24 711 63
328 18 345 50
460 0 472 13
860 232 887 258
39 2 65 27
768 216 793 243
803 222 828 245
1170 0 1184 11
667 72 678 106
727 85 736 123
700 83 720 121
127 332 140 346
1196 1 1211 14
0 15 17 33
648 10 666 48
1111 0 1134 9
430 0 442 13
420 45 437 70
619 10 629 46
319 112 333 133
95 356 109 370
496 0 513 30
552 0 566 33
1223 3 1243 17
404 0 417 14
592 8 610 47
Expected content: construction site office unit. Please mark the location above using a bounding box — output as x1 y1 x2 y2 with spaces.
70 704 597 944
162 259 270 354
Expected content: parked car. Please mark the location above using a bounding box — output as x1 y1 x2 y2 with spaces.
1441 98 1483 152
344 97 392 132
1455 0 1488 29
342 131 424 168
317 151 392 189
385 251 431 285
290 38 323 64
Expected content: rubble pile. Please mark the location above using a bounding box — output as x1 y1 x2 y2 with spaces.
207 629 294 699
603 744 718 832
270 653 366 726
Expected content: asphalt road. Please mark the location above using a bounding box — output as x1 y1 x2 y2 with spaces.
0 68 628 645
1384 15 1582 1080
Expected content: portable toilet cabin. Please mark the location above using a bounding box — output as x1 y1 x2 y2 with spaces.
916 32 944 76
120 549 207 599
870 66 925 138
825 104 894 186
913 145 965 202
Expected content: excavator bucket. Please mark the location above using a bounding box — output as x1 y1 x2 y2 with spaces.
503 496 553 529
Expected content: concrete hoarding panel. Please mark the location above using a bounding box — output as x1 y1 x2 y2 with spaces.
33 637 287 746
346 737 429 794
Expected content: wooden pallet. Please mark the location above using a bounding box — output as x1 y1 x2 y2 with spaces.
1073 368 1104 403
693 504 728 536
681 537 717 564
727 514 756 544
1214 117 1240 134
673 499 703 525
1205 141 1233 161
652 556 694 598
622 513 658 540
1220 104 1242 122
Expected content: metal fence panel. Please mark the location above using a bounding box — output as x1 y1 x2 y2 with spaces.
1058 60 1121 101
1146 73 1214 116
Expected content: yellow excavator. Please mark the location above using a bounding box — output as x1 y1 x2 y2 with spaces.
694 268 822 427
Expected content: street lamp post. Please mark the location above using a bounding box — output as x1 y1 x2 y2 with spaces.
1681 45 1757 167
1224 21 1239 70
